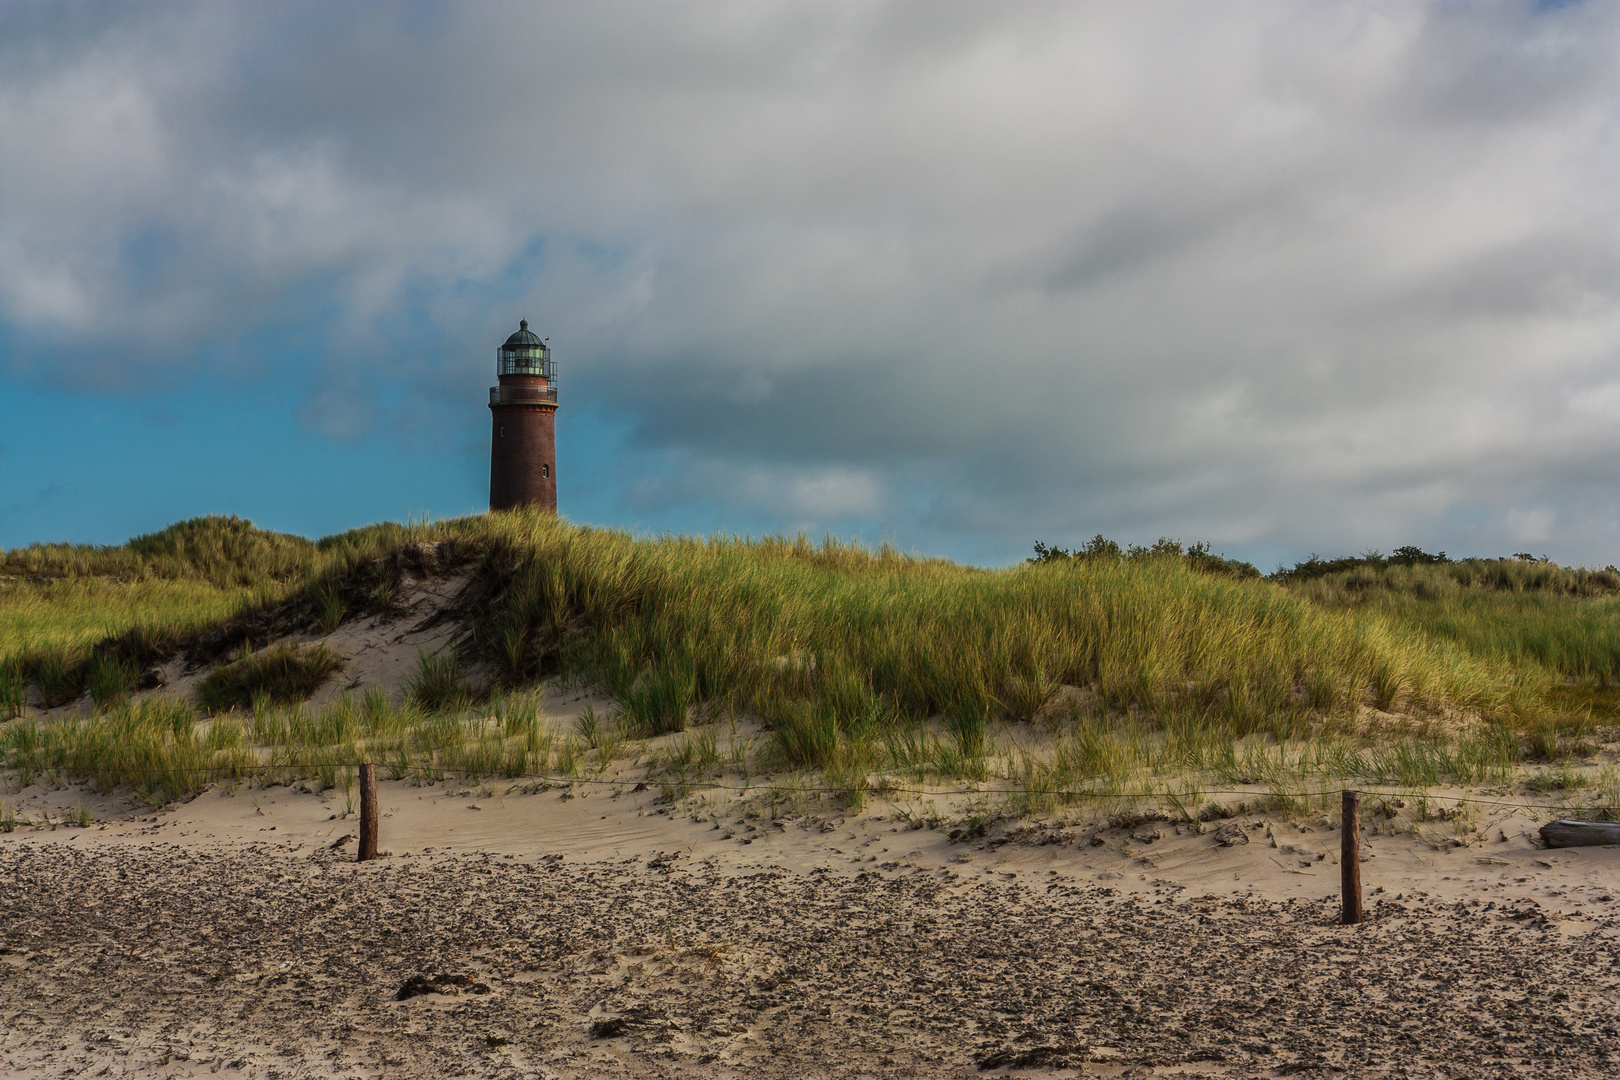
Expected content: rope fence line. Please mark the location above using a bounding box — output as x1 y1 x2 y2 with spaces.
14 756 1617 815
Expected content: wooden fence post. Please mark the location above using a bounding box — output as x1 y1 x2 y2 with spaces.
358 762 378 862
1341 789 1362 925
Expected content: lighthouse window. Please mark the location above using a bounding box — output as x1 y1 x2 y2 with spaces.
541 464 550 478
499 426 505 438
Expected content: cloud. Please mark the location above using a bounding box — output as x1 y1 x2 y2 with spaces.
624 454 885 532
1505 507 1557 547
4 2 1620 562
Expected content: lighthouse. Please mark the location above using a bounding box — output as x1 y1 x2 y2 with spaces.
488 319 558 512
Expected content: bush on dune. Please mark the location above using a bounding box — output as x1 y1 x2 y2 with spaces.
196 643 344 714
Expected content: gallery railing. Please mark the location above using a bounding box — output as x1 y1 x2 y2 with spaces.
489 385 558 406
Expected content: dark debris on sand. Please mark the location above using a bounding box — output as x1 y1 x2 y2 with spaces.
2 843 1619 1078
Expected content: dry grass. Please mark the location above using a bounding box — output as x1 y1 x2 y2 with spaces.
195 643 344 714
405 651 474 712
4 512 1619 820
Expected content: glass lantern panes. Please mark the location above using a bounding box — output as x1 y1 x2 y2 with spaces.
497 341 554 379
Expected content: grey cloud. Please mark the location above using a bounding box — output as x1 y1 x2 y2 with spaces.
1393 234 1620 321
1042 205 1228 295
1396 3 1619 127
5 2 1620 563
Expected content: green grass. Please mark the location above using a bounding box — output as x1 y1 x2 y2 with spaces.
0 515 323 692
1283 555 1620 597
196 643 344 714
310 581 347 634
87 654 140 709
1367 592 1620 686
2 697 231 801
1 514 321 589
0 514 445 698
405 651 473 712
457 513 1557 815
5 512 1620 817
0 577 257 665
473 514 1525 725
0 684 609 802
1288 562 1620 684
0 664 24 720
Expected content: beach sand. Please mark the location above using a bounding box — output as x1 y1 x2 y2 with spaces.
3 774 1620 1079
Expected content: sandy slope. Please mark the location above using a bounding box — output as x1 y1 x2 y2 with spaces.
3 773 1620 1079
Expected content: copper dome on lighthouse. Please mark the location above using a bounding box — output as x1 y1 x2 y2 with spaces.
503 319 543 348
496 318 552 378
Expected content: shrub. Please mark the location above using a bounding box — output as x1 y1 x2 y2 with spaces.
768 701 838 769
1272 549 1620 593
1029 535 1122 564
405 651 472 712
620 666 695 736
196 643 342 713
310 581 346 634
1030 536 1260 578
33 649 85 708
0 662 25 719
88 654 140 709
945 700 988 759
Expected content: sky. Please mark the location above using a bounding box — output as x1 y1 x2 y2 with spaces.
3 1 1620 569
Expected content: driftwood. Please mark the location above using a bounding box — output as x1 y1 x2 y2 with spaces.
1540 819 1620 848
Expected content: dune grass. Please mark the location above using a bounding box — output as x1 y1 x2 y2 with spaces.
0 514 424 709
195 643 345 714
3 512 1619 817
0 577 260 710
1 696 243 802
0 516 324 709
0 688 603 804
0 514 322 589
405 651 474 713
466 512 1536 750
0 577 258 663
1294 571 1620 688
1279 553 1620 596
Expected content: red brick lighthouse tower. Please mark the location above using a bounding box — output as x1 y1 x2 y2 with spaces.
488 319 558 512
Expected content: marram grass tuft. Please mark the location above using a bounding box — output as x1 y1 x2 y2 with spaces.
4 510 1619 813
